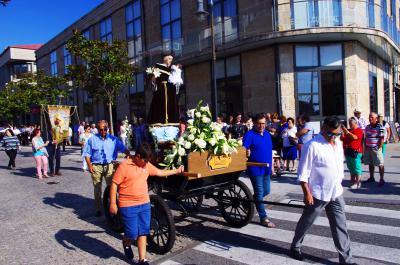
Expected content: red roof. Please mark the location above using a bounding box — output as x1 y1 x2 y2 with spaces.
9 44 43 50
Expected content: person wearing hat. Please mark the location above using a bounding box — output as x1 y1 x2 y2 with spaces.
353 109 367 130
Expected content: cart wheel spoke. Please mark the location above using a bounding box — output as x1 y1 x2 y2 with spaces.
217 179 255 228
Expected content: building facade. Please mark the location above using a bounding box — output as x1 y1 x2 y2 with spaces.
0 44 41 89
36 0 400 126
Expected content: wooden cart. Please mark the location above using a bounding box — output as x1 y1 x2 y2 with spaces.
103 147 258 254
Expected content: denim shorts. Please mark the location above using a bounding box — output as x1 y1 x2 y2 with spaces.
119 202 151 240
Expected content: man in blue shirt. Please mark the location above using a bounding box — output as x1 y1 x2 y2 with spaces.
243 113 275 228
83 120 130 216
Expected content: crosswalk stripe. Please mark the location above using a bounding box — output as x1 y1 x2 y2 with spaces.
268 209 400 237
194 239 311 265
158 260 183 265
229 224 400 264
345 205 400 219
278 199 400 219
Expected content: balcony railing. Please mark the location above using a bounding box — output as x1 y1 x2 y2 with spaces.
275 0 400 47
134 0 400 67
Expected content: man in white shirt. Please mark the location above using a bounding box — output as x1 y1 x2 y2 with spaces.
354 109 367 130
290 116 355 265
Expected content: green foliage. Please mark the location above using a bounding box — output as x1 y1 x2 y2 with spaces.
66 30 135 104
0 71 69 121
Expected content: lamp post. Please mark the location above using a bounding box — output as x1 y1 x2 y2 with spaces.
196 0 218 121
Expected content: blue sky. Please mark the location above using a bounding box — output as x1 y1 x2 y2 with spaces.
0 0 104 51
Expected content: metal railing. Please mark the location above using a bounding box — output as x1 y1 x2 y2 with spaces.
132 0 400 67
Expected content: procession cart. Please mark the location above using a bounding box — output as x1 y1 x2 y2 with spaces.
103 146 261 254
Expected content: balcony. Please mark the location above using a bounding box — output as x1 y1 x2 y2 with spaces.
137 0 400 67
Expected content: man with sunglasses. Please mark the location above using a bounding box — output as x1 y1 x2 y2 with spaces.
83 120 130 217
290 116 356 265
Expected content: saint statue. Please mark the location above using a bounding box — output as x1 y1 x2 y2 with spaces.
147 54 183 124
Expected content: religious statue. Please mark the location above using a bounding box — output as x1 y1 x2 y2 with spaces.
146 54 183 124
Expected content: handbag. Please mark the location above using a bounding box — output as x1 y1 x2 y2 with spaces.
344 148 358 158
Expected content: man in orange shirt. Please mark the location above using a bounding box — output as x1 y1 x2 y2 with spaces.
109 143 183 264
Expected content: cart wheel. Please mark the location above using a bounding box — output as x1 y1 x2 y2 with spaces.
217 179 255 228
178 195 203 213
148 194 176 254
103 185 124 232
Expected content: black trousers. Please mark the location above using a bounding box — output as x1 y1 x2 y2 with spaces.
48 144 61 174
5 149 17 168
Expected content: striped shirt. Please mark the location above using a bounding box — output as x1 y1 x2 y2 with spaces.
365 123 384 148
0 136 20 150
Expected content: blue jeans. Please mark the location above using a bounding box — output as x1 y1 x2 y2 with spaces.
249 174 271 221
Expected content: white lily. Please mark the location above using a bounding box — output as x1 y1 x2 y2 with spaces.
188 134 195 141
195 112 201 118
184 141 191 149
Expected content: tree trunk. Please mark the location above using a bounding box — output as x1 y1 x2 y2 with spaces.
108 101 114 135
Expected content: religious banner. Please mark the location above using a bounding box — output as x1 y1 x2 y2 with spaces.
47 105 71 141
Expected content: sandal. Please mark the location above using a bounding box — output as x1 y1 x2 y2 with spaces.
122 241 133 260
261 218 276 228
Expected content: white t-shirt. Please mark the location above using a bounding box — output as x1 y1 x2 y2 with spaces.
120 125 127 138
78 125 85 135
282 127 298 147
383 122 390 142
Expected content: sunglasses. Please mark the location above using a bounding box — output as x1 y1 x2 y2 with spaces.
99 128 108 132
326 131 342 138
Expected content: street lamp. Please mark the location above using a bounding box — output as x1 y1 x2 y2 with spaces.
196 0 218 121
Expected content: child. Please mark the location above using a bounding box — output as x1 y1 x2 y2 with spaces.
109 143 184 264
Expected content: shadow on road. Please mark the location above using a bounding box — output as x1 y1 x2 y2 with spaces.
55 229 126 262
43 192 124 260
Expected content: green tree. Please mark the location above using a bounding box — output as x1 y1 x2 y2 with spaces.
0 71 69 122
66 30 135 135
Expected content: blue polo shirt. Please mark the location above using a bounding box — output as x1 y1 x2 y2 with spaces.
243 129 272 177
83 134 126 164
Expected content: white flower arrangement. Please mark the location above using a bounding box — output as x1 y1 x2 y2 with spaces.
159 101 240 169
146 67 161 78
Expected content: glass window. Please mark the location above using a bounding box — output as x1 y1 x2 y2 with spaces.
215 59 225 79
381 0 388 32
297 71 320 116
295 45 318 67
214 0 238 44
320 44 342 66
369 74 378 113
63 45 72 74
368 52 377 73
292 0 342 29
161 4 170 25
226 56 241 77
82 29 90 40
318 0 341 27
171 0 180 20
129 72 145 94
126 1 142 61
321 70 344 115
367 0 375 28
160 0 182 54
51 50 58 76
100 17 112 43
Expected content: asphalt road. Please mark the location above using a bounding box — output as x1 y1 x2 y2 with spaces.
0 144 399 265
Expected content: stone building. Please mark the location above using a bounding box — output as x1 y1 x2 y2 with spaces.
0 44 41 89
36 0 400 126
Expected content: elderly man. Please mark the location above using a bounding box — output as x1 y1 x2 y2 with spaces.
243 113 275 228
353 109 367 130
83 120 130 216
290 116 355 265
364 112 385 186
